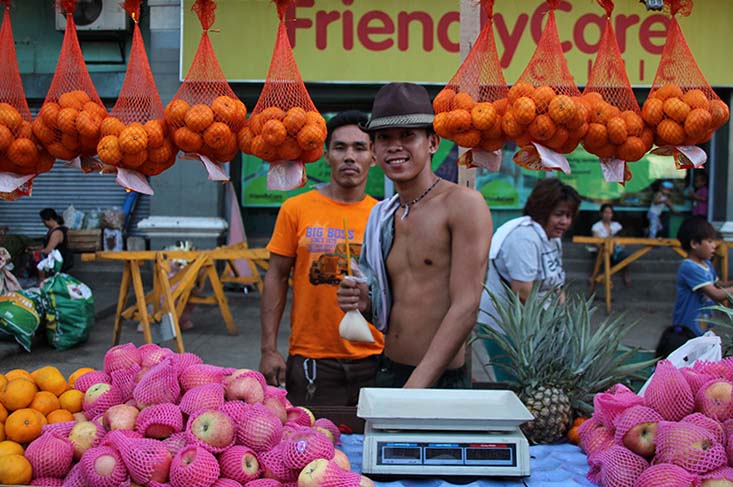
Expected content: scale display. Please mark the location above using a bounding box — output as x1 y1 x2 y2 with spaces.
377 442 516 467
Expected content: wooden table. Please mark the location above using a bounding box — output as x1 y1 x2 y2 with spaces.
82 246 271 352
572 236 731 313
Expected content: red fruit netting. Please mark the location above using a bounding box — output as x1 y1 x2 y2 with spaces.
259 444 299 482
282 428 335 469
180 364 234 391
179 383 226 415
320 460 361 487
221 399 250 424
238 403 284 452
104 343 142 374
595 445 649 487
214 478 243 487
246 479 283 487
682 412 727 444
633 463 700 487
110 363 141 403
73 370 112 392
594 384 645 429
694 358 733 380
644 360 694 421
170 445 220 487
83 384 123 419
578 416 614 457
612 405 663 447
80 446 129 487
702 467 733 484
25 432 74 479
186 409 235 453
219 445 261 483
31 478 63 487
62 463 86 487
315 417 341 445
681 367 716 395
133 357 181 407
655 421 727 474
162 431 188 456
107 431 172 485
265 384 289 404
42 420 76 438
286 406 313 427
174 352 205 371
139 343 175 368
135 402 183 439
695 378 733 422
230 369 268 391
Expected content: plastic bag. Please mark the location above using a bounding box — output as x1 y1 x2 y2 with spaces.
0 291 40 352
432 0 507 168
338 275 374 343
83 208 101 229
63 204 85 230
240 0 326 190
35 0 108 163
101 207 125 229
37 249 63 275
42 272 94 350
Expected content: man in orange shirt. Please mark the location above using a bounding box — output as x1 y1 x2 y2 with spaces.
259 111 384 406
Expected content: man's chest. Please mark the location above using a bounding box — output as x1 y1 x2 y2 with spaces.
386 215 451 274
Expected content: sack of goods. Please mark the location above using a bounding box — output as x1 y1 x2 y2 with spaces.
0 291 40 352
42 273 94 350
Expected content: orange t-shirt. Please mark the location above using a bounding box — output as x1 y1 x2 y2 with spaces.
267 190 384 359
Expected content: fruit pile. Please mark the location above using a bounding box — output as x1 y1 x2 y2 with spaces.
165 95 247 164
97 118 176 174
238 107 327 164
641 84 730 148
432 89 507 152
4 343 371 487
580 359 733 486
0 103 52 175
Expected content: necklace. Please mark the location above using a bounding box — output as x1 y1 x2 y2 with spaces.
399 178 441 220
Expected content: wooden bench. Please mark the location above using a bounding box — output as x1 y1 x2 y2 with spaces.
66 229 102 253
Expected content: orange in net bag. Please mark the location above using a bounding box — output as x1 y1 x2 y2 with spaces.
582 0 653 184
164 0 247 174
643 0 729 170
505 0 585 174
432 0 508 171
239 0 326 191
97 0 174 194
34 0 108 165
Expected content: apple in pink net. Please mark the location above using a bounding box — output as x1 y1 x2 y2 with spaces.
699 381 733 421
150 449 172 483
226 376 265 404
622 421 658 458
701 479 733 487
70 421 102 460
190 410 235 449
332 449 350 470
84 383 112 406
359 475 376 487
263 396 287 424
103 404 139 431
95 453 120 476
298 458 330 487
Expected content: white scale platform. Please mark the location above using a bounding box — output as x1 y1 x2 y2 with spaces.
357 388 534 479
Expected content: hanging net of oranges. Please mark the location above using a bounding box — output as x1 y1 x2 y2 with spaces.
164 0 247 167
97 0 175 186
581 0 652 183
33 0 108 164
239 0 326 190
431 0 508 170
641 0 729 169
505 0 585 173
0 1 54 200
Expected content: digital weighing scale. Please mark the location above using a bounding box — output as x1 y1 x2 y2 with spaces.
357 388 534 479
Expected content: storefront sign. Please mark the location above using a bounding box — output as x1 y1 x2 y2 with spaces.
182 0 732 86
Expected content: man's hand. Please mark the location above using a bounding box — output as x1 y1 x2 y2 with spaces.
259 349 286 387
337 277 369 313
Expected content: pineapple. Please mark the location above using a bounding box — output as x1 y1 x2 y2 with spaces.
476 285 655 444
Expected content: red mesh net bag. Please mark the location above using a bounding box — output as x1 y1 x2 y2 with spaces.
180 364 234 391
162 431 189 456
106 430 172 485
169 444 220 487
61 463 86 487
259 444 300 482
612 405 662 458
25 432 74 479
82 383 124 419
286 406 314 427
73 370 111 393
681 367 716 396
31 478 64 487
104 343 142 374
314 418 341 446
695 378 733 422
634 463 700 487
213 479 243 487
694 358 733 380
136 402 184 439
179 383 226 415
506 0 584 174
702 467 733 484
239 0 326 191
79 445 129 487
655 421 727 474
42 420 76 438
431 0 508 170
238 403 284 452
174 352 205 372
594 384 645 428
644 359 694 421
282 427 335 470
218 445 261 484
139 343 175 368
165 0 246 170
582 0 653 184
309 459 360 487
224 370 266 403
578 416 615 457
246 479 283 487
110 364 141 403
594 445 649 487
643 0 730 169
221 400 250 424
36 1 108 165
185 409 236 453
682 412 727 445
133 357 181 408
0 1 53 199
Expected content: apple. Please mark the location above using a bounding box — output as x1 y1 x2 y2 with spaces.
103 404 139 431
150 449 172 483
95 453 119 476
170 445 220 487
73 412 88 423
69 421 103 460
84 383 112 406
622 421 658 458
219 445 260 483
263 396 287 424
359 475 376 487
238 404 283 451
702 480 733 487
226 376 265 404
189 410 235 450
298 458 330 487
315 426 335 445
698 381 733 421
332 449 350 471
286 406 314 426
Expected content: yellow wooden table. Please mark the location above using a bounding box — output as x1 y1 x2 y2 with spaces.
82 246 271 352
572 236 731 313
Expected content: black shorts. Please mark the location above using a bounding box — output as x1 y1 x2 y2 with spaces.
375 355 471 389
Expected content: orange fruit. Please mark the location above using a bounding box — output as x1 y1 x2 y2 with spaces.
0 440 23 457
4 408 43 443
165 99 190 127
444 109 473 134
548 95 576 124
432 112 451 138
0 454 32 485
493 98 508 116
83 101 107 119
483 117 503 139
248 114 263 135
653 84 684 101
5 371 32 384
641 98 665 126
588 101 615 124
531 85 556 113
174 127 203 153
185 104 215 133
479 135 504 152
682 89 710 111
47 142 76 160
147 139 175 166
211 95 241 126
97 135 123 165
300 146 323 163
471 103 497 131
67 368 95 388
237 126 255 154
260 106 287 125
276 136 302 161
513 97 536 125
451 92 475 111
283 107 307 136
0 423 3 441
0 125 14 152
14 120 31 140
33 366 67 397
657 119 685 146
606 117 628 145
618 136 647 162
122 150 148 168
710 99 730 129
119 123 148 154
58 389 83 413
58 92 84 111
641 127 654 148
46 409 74 424
452 129 481 148
29 391 60 416
31 118 55 145
100 117 125 137
0 402 7 423
582 92 604 105
620 110 644 137
296 124 325 151
528 114 556 141
76 110 102 138
684 108 712 139
56 107 79 135
501 112 524 139
507 82 535 104
251 135 277 161
584 123 608 149
143 119 166 148
567 425 580 445
0 103 21 131
40 103 61 129
432 88 455 113
261 119 288 147
0 379 37 411
60 133 80 152
663 97 691 123
546 126 569 151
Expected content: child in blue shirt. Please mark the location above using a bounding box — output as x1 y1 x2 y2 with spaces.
673 216 733 336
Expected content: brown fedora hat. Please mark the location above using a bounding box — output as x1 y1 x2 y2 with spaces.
362 82 434 132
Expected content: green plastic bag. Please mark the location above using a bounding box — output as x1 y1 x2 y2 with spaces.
0 291 40 352
42 273 94 350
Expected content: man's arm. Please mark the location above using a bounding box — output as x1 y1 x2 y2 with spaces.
259 253 294 387
404 190 492 388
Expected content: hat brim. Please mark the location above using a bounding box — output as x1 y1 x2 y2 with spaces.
361 113 434 132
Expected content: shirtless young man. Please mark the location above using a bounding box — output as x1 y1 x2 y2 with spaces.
337 83 492 388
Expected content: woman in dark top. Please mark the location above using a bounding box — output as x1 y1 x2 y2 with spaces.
39 208 73 272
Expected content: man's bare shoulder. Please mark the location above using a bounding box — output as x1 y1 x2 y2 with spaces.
441 181 490 214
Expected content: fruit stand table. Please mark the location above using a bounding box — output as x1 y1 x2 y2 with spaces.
81 246 270 352
572 236 731 313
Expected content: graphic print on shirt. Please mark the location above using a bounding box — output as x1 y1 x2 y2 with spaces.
540 246 565 290
304 225 362 285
